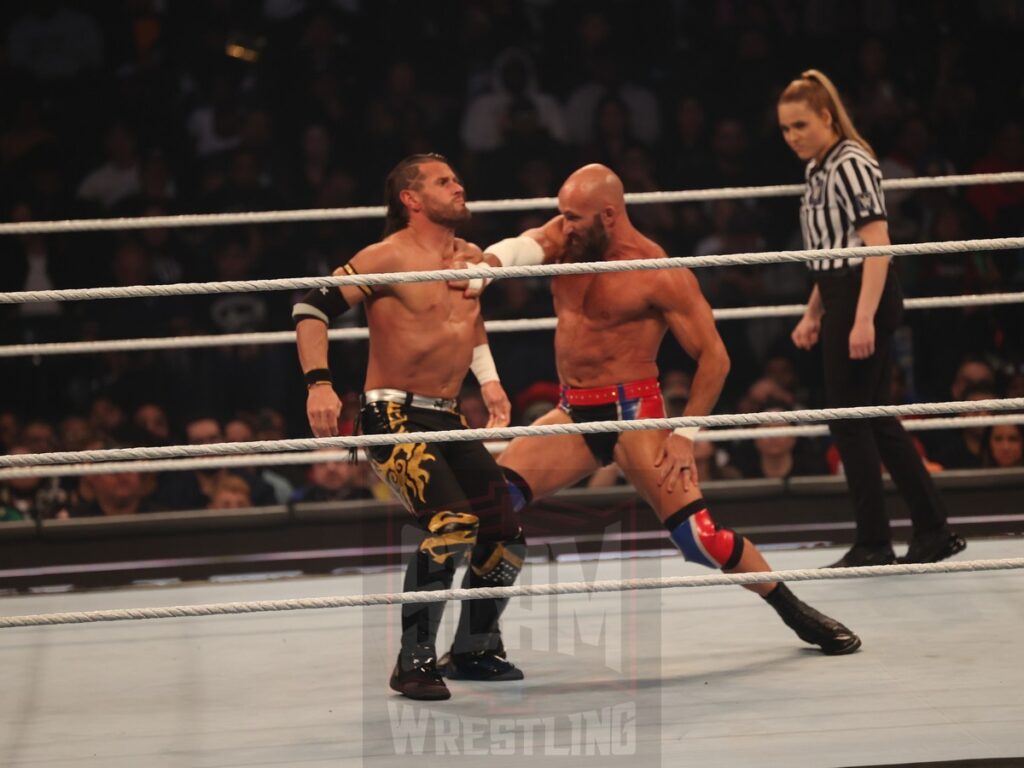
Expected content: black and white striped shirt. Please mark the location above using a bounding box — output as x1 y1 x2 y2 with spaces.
800 139 887 271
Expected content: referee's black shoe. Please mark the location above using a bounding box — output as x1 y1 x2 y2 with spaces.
897 528 966 564
439 648 524 681
825 543 896 568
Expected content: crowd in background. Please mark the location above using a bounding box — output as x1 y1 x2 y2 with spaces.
1 0 1022 520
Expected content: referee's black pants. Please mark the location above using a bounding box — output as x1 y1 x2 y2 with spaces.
817 264 948 545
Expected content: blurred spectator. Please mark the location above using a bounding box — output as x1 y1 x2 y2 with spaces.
514 381 560 425
4 201 66 327
664 96 710 190
693 439 742 482
564 41 659 147
22 420 57 454
76 122 140 210
155 415 273 509
290 452 374 503
967 121 1024 232
224 418 253 442
58 415 93 452
208 474 252 509
950 357 996 401
65 466 158 518
930 382 999 470
459 387 489 429
0 413 21 451
736 376 796 414
734 402 827 479
617 145 674 242
133 403 171 445
89 395 128 439
0 445 69 520
461 48 566 153
661 369 692 417
224 413 293 503
186 73 243 157
982 423 1023 469
7 2 102 81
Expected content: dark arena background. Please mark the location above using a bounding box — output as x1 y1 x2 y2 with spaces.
1 2 1022 766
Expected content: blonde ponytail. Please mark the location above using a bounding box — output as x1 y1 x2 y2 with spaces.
779 69 875 158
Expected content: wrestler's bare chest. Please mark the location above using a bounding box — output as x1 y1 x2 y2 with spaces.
551 272 655 328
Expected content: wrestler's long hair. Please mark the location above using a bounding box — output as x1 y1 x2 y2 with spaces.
382 152 451 237
779 69 875 158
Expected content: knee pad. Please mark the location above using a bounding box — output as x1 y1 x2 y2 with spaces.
470 531 527 587
419 510 479 566
500 467 533 514
664 499 744 570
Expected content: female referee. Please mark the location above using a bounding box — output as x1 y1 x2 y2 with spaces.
777 69 965 567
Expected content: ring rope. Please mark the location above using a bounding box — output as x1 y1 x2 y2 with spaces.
1 398 1020 469
1 413 1021 481
3 291 1022 358
2 558 1021 629
0 171 1021 236
2 237 1022 305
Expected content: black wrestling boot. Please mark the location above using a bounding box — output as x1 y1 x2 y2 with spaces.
390 646 451 700
825 543 896 568
764 583 862 655
439 643 524 681
897 528 966 564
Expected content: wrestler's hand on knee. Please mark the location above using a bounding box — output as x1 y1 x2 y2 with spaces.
848 318 875 359
480 380 511 428
307 385 342 437
655 434 699 493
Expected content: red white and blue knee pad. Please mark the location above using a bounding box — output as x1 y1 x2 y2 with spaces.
664 498 744 570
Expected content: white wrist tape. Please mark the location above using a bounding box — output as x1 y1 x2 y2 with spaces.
466 268 493 296
485 236 545 267
673 426 700 441
470 344 499 384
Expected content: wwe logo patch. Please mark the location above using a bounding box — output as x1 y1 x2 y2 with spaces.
855 192 875 215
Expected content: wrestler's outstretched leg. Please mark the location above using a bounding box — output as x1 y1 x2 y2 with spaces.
615 430 861 655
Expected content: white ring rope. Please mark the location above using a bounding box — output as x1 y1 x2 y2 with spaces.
1 413 1021 481
1 398 1020 469
1 171 1021 235
2 558 1021 629
3 291 1022 358
2 237 1023 305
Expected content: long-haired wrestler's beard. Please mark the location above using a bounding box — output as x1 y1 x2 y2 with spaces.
425 201 472 231
563 217 609 263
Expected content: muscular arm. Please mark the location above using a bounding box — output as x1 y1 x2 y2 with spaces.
296 245 389 436
654 268 731 417
482 215 566 266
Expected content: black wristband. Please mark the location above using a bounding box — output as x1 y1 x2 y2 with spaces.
305 368 333 387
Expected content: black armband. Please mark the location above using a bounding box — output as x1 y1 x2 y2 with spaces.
292 286 351 326
304 368 333 387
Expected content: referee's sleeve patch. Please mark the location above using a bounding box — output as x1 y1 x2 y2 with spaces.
836 154 886 225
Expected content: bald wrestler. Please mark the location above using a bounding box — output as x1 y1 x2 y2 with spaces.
479 164 860 655
294 153 524 700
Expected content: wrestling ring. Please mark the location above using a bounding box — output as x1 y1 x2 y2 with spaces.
2 172 1023 768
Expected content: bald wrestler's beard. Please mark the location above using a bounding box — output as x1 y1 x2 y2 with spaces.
425 202 472 230
563 218 610 263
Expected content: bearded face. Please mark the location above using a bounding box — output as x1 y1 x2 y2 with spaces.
563 215 610 263
422 190 471 230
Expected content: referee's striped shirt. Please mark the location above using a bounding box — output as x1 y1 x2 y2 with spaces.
800 138 887 271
